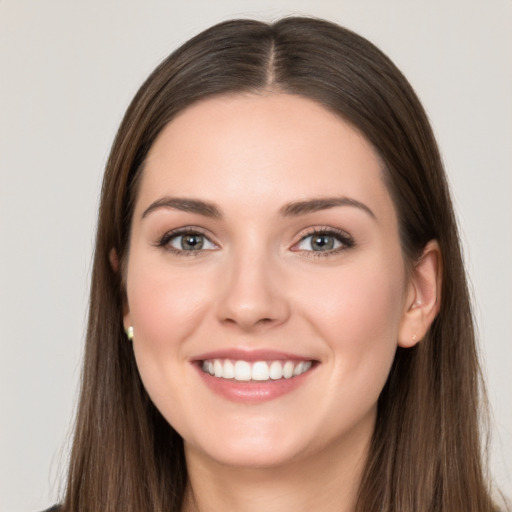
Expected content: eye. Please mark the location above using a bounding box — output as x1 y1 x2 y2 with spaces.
158 229 217 253
293 228 354 254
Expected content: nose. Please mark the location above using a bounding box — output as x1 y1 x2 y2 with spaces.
216 250 291 331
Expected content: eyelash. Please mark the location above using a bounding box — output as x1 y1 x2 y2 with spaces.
292 227 355 258
155 226 355 258
155 226 216 257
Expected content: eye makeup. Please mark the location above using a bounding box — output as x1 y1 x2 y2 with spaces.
154 226 218 256
153 223 355 259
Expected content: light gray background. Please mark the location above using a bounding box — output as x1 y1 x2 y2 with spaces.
1 1 511 511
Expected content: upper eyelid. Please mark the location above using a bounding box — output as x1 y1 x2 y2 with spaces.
161 225 213 237
300 226 350 234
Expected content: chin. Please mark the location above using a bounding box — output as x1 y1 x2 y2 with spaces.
188 439 304 470
183 418 310 469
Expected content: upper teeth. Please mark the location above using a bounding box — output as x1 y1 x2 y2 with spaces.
202 359 312 381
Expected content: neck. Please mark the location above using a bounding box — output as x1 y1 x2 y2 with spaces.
181 420 373 512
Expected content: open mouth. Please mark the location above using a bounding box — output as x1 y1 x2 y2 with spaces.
201 359 314 382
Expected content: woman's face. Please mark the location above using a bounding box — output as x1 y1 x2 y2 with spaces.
124 93 413 469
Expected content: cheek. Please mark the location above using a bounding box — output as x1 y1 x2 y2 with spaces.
126 257 213 349
125 258 218 428
301 256 405 383
309 259 403 327
124 256 216 404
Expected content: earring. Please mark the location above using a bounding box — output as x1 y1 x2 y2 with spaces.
126 326 134 341
412 334 417 342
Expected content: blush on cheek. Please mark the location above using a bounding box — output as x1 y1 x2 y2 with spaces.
304 265 404 398
316 267 401 329
128 266 212 347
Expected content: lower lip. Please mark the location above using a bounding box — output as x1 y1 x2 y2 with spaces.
194 364 315 403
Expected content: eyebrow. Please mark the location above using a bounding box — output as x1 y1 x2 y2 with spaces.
141 197 222 219
279 197 376 219
141 195 376 221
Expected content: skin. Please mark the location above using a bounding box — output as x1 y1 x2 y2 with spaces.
122 93 440 512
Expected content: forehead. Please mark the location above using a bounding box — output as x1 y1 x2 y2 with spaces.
137 93 394 221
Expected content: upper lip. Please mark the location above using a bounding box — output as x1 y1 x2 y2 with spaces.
192 348 316 363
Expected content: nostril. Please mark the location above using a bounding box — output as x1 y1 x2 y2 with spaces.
223 316 273 326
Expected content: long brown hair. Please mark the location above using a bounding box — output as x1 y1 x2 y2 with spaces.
62 17 496 512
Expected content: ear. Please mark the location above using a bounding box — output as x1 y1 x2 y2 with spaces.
123 309 132 335
109 248 132 332
398 240 442 348
109 248 119 272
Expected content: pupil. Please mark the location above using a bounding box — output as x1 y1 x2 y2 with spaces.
312 235 334 251
182 234 203 250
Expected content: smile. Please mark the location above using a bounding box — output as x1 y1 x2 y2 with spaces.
201 359 313 381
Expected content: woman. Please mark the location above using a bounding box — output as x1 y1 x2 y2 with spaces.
55 17 497 512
